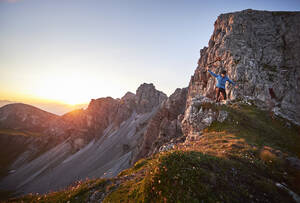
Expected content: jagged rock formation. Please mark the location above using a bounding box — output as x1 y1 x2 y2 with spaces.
135 83 167 114
136 87 188 161
188 9 300 125
182 96 228 138
45 83 167 141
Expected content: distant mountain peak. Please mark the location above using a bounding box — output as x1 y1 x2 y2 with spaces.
0 103 58 131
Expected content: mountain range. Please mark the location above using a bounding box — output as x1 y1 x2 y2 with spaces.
1 9 300 202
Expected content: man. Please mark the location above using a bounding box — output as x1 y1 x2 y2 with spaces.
206 66 237 102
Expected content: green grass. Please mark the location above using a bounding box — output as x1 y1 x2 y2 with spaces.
103 150 294 203
103 179 146 203
207 104 300 157
118 158 149 177
8 179 108 203
9 143 298 203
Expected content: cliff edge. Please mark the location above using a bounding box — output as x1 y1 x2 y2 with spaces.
188 9 300 125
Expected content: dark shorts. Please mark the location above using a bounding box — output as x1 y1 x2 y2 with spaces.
216 87 226 101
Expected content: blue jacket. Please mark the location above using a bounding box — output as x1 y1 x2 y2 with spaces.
208 70 235 89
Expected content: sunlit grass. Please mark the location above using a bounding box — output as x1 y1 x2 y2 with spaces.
0 128 44 137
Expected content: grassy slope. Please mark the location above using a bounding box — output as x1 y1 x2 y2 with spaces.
0 128 45 137
207 104 300 156
6 104 300 202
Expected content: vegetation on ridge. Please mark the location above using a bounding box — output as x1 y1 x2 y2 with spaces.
207 103 300 156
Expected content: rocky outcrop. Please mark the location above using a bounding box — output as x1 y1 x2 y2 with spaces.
187 9 300 125
135 83 167 114
181 95 229 142
113 92 136 127
136 87 188 160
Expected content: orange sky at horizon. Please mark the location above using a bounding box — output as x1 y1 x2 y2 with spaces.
0 64 154 106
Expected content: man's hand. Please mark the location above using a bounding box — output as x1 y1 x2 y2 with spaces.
206 66 209 72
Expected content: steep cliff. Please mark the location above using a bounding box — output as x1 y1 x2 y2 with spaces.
188 9 300 125
178 10 300 202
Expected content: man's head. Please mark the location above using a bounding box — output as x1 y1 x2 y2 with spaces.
221 70 227 77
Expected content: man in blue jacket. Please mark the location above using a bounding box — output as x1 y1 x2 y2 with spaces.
206 66 237 102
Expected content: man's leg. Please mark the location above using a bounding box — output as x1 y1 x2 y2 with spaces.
220 88 227 101
215 88 220 102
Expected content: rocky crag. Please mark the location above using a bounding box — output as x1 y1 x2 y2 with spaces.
187 9 300 126
136 87 188 161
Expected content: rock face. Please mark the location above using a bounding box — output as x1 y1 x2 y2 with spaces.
188 9 300 125
44 97 121 146
136 87 188 161
135 83 167 114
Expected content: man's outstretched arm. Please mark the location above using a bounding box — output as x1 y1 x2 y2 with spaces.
227 77 238 88
206 67 218 78
227 78 235 85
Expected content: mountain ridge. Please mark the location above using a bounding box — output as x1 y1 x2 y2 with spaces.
0 83 187 196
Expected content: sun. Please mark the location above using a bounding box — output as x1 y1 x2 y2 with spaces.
33 73 92 105
60 94 87 105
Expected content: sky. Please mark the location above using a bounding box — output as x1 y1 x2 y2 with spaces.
1 0 300 114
